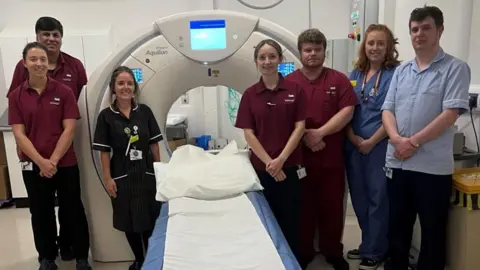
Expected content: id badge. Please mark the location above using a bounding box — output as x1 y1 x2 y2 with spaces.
129 149 143 161
21 162 33 171
385 167 393 179
297 167 307 179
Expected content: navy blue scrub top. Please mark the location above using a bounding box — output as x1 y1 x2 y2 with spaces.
349 66 398 139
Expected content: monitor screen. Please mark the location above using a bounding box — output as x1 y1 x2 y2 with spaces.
278 62 295 77
131 68 143 83
190 20 227 51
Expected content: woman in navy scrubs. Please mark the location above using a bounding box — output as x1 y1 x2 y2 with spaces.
92 66 163 270
235 39 307 268
345 24 400 269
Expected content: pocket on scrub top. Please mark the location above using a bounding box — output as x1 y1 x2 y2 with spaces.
44 102 63 122
421 81 442 95
420 82 442 105
321 94 336 118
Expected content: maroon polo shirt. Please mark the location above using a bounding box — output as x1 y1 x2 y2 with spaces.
286 68 358 169
7 51 87 101
235 73 307 171
8 78 81 167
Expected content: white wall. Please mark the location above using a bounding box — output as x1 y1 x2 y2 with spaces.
0 0 354 144
468 0 480 84
1 0 214 48
2 0 480 144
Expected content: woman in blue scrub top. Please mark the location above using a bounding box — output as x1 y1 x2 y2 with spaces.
345 24 400 269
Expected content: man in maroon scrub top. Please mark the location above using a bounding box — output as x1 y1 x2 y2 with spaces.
7 17 87 262
8 42 91 270
286 28 358 270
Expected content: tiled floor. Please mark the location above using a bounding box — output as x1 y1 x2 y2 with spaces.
0 205 383 270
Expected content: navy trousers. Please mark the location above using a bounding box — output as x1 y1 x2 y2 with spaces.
385 169 451 270
345 139 389 261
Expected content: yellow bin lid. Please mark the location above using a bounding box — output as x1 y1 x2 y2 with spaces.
453 167 480 194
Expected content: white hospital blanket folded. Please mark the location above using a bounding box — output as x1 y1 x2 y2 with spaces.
163 194 285 270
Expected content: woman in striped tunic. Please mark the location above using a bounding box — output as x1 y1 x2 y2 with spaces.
92 66 163 270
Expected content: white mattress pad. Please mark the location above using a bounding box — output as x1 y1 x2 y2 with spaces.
163 193 285 270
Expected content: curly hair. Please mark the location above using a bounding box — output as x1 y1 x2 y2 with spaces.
354 24 400 73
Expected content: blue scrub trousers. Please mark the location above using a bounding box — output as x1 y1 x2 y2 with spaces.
345 139 388 260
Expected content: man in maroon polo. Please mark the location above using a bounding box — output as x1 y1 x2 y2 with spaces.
7 17 87 100
286 29 358 270
7 17 87 261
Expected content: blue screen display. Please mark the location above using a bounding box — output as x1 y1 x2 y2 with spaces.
190 20 227 51
131 68 143 83
278 62 295 76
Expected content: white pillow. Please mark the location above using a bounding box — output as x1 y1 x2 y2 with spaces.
155 140 262 201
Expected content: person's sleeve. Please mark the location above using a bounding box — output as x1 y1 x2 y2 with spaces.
339 74 360 109
76 61 88 99
381 67 399 112
92 112 111 152
235 91 255 129
146 105 163 144
295 86 307 122
63 87 81 120
348 69 357 80
442 61 470 115
8 91 23 125
7 61 26 98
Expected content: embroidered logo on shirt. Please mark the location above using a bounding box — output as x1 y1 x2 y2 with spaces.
327 86 337 96
50 97 60 105
63 74 72 81
284 99 295 103
288 94 295 98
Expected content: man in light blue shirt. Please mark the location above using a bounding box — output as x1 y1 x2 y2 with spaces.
381 5 470 270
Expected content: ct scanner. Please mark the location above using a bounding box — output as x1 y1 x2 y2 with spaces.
75 10 303 262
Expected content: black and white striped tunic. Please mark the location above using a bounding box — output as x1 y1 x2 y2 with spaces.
92 103 163 233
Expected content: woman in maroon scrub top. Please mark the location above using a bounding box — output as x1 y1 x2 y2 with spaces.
235 39 307 268
8 42 92 270
93 66 163 270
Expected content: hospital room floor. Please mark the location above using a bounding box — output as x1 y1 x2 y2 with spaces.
0 206 382 270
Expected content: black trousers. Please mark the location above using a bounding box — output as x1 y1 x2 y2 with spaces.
257 166 302 266
386 169 451 270
58 198 71 250
23 164 90 260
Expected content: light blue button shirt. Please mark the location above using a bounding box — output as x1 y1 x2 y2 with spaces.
381 48 471 175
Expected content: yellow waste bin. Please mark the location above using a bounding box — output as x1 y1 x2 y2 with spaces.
447 167 480 270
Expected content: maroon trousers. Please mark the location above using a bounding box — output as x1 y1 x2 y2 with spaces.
300 166 345 261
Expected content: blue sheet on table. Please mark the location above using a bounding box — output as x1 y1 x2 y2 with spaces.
142 191 301 270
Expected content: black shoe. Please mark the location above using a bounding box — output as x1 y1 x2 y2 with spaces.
325 256 349 270
76 259 92 270
347 248 361 260
60 246 75 261
129 261 143 270
359 258 380 270
38 259 58 270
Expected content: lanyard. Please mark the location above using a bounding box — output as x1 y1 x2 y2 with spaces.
360 69 382 103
